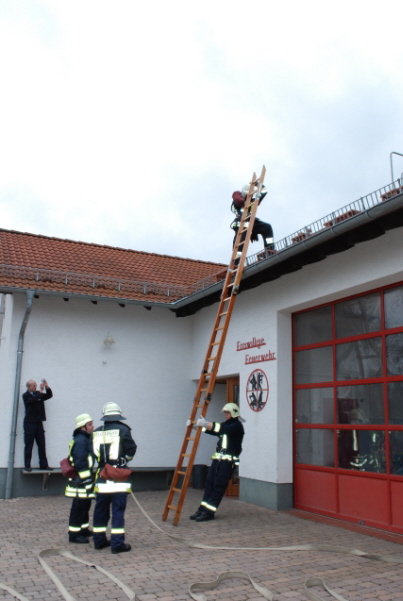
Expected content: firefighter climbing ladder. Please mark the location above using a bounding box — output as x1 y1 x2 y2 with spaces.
162 165 266 525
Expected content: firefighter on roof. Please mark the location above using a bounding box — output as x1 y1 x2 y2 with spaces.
189 403 245 522
231 183 274 251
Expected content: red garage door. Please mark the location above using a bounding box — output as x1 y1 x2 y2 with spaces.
293 282 403 533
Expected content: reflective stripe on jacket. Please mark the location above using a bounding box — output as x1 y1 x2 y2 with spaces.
65 429 95 499
204 417 244 461
93 421 137 494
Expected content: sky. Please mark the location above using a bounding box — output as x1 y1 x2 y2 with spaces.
1 1 403 266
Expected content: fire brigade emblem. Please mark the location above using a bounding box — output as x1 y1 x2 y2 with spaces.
246 369 268 412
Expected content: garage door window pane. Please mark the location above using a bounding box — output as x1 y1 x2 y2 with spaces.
390 431 403 475
388 382 403 424
337 384 384 424
386 333 403 376
338 430 386 472
336 338 382 381
296 429 334 467
296 388 334 424
335 294 380 339
294 306 332 346
295 347 333 384
385 286 403 329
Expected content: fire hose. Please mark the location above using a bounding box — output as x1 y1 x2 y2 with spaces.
1 491 403 601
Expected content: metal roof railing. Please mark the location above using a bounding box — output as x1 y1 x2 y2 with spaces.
246 180 403 267
0 263 222 301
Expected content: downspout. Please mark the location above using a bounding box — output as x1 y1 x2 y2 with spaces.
5 290 35 499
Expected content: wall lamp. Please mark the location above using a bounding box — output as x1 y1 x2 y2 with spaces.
103 334 116 348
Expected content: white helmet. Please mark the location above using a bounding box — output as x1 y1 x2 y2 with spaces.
241 184 251 198
101 402 126 421
75 413 93 429
241 183 258 199
222 403 241 418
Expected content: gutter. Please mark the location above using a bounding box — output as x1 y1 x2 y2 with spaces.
5 290 34 499
0 284 226 311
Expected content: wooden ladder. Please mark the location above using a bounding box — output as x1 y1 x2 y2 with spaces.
162 165 266 525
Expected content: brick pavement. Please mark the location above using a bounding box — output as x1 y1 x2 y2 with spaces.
1 489 403 600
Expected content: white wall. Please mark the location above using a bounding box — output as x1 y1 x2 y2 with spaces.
189 227 403 488
1 293 197 469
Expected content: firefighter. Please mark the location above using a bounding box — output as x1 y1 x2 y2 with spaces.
190 402 245 522
231 183 274 251
65 413 95 544
92 402 137 554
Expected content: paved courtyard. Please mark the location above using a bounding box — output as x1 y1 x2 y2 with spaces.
1 488 403 600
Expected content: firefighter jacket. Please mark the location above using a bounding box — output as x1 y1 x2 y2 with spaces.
65 429 95 499
230 186 267 231
204 417 244 464
93 421 137 494
22 387 53 422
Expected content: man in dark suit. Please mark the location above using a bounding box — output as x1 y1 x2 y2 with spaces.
22 379 53 471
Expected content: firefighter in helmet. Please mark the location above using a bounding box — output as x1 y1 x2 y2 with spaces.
65 413 95 544
92 402 137 553
231 183 274 251
189 402 245 522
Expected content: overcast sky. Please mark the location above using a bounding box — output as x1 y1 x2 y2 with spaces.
1 1 402 266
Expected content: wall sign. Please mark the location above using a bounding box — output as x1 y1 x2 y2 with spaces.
236 336 276 364
246 368 269 412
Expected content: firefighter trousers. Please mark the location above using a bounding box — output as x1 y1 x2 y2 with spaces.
68 497 92 535
93 492 127 550
200 459 234 513
232 219 274 250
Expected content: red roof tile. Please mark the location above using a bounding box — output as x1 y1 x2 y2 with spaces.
0 229 227 303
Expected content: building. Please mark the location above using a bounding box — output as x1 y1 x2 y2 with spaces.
1 179 403 533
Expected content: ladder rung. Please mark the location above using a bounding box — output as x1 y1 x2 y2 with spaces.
173 488 182 493
182 454 191 458
168 505 178 511
178 471 186 476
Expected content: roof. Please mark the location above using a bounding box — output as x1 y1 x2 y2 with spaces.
2 181 403 317
0 230 226 305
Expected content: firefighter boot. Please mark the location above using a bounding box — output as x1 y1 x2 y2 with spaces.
69 534 89 544
190 507 203 520
94 539 111 550
195 510 215 522
111 543 131 554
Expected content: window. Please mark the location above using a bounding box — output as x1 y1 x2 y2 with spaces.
294 284 403 476
295 347 333 384
335 294 380 338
